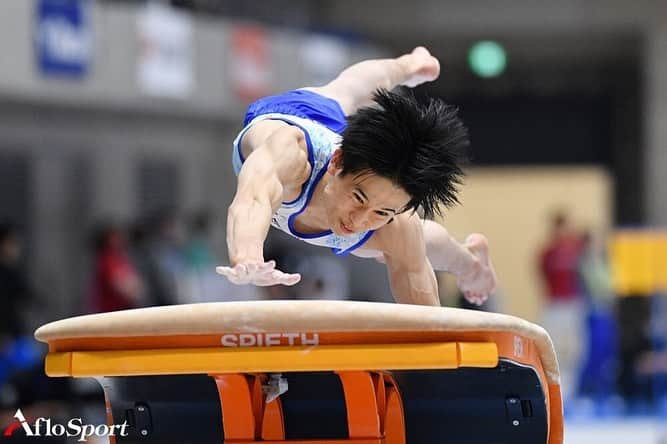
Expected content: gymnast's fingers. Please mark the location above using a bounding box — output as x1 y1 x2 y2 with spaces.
215 266 234 277
217 262 295 286
245 263 258 275
475 293 489 305
216 265 251 284
464 291 484 306
271 270 301 286
240 262 276 276
259 260 276 270
216 266 243 284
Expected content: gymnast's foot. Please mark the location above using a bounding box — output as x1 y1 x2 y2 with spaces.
400 46 441 88
458 233 497 306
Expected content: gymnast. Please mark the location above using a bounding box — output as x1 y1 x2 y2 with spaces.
217 47 497 306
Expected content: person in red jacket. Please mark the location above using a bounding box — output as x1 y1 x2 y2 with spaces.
540 213 583 302
88 223 144 313
539 211 585 404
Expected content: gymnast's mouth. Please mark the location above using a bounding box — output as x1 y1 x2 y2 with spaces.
340 220 354 234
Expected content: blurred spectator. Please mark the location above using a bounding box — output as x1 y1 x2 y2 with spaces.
576 230 619 403
183 210 216 270
129 219 174 307
540 212 584 303
0 226 67 415
179 209 219 303
141 209 186 306
648 292 667 410
87 223 144 313
180 209 265 303
577 231 613 301
538 211 585 404
0 222 41 407
0 222 32 343
291 254 350 301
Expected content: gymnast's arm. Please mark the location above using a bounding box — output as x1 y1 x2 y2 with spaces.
364 213 440 306
421 220 478 274
355 220 475 270
421 220 497 305
354 219 497 305
217 125 309 286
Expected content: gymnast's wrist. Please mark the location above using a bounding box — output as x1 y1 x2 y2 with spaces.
449 247 480 279
230 252 265 267
228 237 265 265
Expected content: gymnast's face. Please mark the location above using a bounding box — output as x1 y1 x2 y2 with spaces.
324 150 410 235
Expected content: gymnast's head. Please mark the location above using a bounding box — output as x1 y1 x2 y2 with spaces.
324 89 469 235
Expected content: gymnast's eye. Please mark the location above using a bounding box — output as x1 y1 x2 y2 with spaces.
375 211 389 217
353 193 364 204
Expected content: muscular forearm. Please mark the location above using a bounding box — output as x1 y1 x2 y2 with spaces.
422 220 476 276
220 193 301 287
226 197 274 265
388 261 440 306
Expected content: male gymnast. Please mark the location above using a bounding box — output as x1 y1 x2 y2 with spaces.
217 47 497 306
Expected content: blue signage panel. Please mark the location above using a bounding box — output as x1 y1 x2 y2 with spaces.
35 0 92 77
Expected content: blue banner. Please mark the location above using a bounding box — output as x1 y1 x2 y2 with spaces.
35 0 92 77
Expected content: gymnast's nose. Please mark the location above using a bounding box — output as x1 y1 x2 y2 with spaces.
350 209 370 229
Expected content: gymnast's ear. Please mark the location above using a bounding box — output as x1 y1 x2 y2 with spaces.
328 149 344 174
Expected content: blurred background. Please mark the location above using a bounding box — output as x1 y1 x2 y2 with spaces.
0 0 666 442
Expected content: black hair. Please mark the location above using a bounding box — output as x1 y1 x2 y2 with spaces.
340 88 469 218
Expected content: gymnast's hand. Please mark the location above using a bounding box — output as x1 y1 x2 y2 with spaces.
456 234 497 306
216 260 301 286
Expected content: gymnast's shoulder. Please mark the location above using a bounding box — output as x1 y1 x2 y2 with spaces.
361 212 426 260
